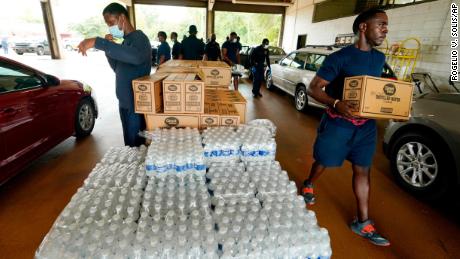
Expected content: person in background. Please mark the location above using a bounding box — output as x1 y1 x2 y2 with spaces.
222 32 241 90
250 38 270 98
203 33 221 61
1 36 8 55
236 36 242 53
181 25 205 60
157 31 170 65
77 2 151 147
170 32 182 60
301 8 390 246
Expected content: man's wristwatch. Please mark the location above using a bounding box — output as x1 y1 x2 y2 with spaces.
333 99 340 109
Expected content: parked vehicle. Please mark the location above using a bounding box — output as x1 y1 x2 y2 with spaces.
240 45 287 69
383 93 460 199
0 56 98 184
13 39 51 56
63 38 82 51
266 46 397 112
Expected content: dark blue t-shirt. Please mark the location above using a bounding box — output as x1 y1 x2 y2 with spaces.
157 41 171 63
222 41 240 64
317 45 385 100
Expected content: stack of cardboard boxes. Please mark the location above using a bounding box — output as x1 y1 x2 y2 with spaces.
132 60 246 129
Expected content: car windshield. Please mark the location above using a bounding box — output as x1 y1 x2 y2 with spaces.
269 47 285 56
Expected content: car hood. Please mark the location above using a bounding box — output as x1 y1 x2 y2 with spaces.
59 79 90 93
411 93 460 129
417 93 460 105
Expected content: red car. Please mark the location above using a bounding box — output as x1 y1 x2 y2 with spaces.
0 57 97 184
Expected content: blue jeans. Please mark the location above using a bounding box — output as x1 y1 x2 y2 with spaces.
119 107 145 147
313 114 377 167
252 65 264 95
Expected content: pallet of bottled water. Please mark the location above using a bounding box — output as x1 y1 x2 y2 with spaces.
36 124 331 259
145 128 206 177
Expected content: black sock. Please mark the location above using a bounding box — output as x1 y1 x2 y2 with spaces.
303 180 313 187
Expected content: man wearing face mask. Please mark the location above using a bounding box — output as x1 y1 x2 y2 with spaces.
222 32 241 90
170 32 182 60
250 38 270 98
157 31 171 65
77 3 151 147
203 33 221 61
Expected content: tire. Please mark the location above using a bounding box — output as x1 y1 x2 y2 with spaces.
389 132 454 200
75 98 96 138
265 71 275 90
295 85 309 112
37 46 44 56
16 51 24 55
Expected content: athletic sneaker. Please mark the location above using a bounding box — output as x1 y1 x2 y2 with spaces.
350 219 390 246
301 182 315 205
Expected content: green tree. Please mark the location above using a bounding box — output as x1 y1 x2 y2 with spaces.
135 5 206 46
69 16 107 38
215 12 282 47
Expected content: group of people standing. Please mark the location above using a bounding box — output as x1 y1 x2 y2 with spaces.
155 26 270 96
155 27 243 64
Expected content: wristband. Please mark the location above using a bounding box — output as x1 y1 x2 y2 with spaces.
333 99 340 109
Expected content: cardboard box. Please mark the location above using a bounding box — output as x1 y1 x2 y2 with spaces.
185 76 205 114
216 90 247 123
163 73 204 114
157 60 200 73
198 61 232 86
145 113 200 130
200 102 220 128
205 85 231 90
343 76 414 120
132 73 168 114
163 73 186 113
218 103 240 126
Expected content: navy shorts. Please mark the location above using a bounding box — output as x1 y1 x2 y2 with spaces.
313 114 377 168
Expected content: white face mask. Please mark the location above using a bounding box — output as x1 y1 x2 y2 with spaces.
232 38 237 43
109 18 124 39
264 45 269 49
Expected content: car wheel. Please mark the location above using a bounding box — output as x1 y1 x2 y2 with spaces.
390 132 454 200
295 85 309 112
265 72 275 90
75 98 96 138
66 45 73 51
37 47 44 56
16 51 24 55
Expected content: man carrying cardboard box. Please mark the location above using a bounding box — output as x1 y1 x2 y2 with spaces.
301 9 391 246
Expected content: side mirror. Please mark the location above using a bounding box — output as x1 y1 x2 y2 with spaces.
45 74 60 86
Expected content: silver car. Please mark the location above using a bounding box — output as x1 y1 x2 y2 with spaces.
266 47 396 111
383 93 460 199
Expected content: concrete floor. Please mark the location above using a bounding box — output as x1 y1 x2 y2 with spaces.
1 53 460 259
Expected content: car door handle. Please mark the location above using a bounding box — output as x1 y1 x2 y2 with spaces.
1 108 18 116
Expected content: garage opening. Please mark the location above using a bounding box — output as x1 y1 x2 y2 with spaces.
214 11 283 47
135 4 207 47
1 0 48 59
